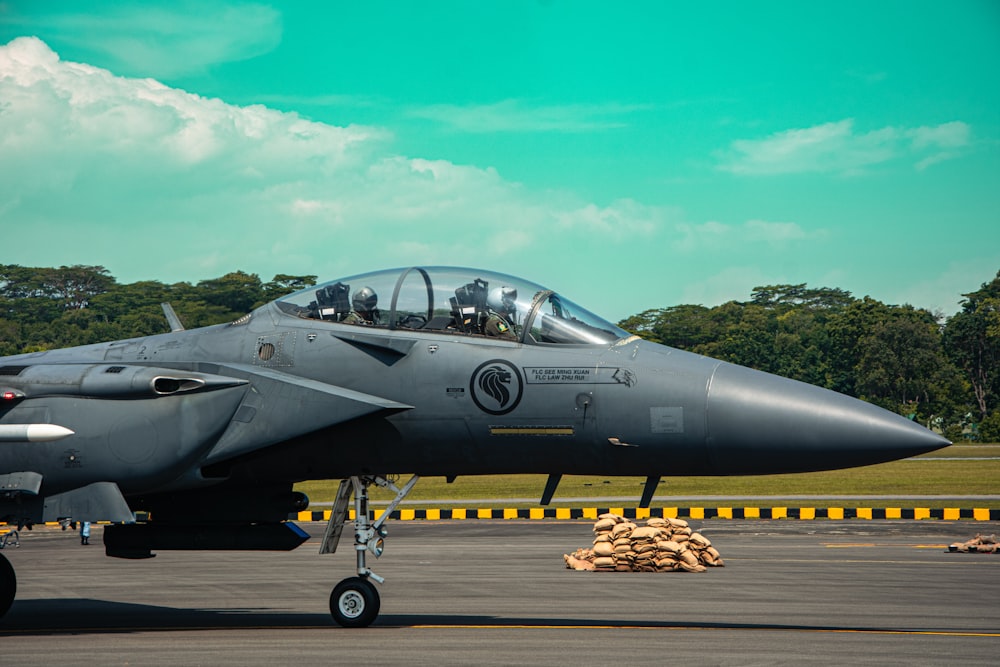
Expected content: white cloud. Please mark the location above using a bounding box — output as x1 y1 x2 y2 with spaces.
671 219 818 253
908 121 969 150
3 2 282 77
719 118 971 175
553 199 660 238
892 257 999 317
678 266 775 306
407 99 651 133
0 36 380 211
0 38 664 285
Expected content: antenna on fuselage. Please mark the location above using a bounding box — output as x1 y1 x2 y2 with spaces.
161 303 185 332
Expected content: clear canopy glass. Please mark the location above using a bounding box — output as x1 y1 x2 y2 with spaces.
274 266 629 346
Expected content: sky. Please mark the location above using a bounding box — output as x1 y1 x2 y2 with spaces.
1 1 998 322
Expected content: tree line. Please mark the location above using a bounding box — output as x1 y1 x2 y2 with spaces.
2 264 998 441
0 265 315 355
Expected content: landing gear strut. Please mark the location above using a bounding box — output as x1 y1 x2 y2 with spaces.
321 474 419 628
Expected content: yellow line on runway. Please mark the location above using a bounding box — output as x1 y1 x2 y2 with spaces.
410 624 1000 637
409 624 1000 637
822 543 950 549
733 557 975 565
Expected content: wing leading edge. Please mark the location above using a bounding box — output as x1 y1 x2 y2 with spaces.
198 363 413 465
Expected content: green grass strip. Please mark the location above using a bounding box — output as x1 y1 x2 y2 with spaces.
295 445 1000 509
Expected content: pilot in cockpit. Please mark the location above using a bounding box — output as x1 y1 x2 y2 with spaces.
344 286 379 325
483 286 517 340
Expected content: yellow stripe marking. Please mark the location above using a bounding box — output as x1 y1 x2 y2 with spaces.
408 624 999 637
489 427 574 435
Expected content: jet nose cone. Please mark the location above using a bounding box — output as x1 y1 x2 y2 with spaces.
706 362 950 474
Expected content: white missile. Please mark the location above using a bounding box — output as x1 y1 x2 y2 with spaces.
0 424 75 442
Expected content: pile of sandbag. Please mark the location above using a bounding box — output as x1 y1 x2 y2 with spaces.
948 534 998 553
563 513 724 573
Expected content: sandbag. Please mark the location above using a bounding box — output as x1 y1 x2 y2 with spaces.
689 532 711 548
657 540 682 554
630 526 665 541
593 518 618 533
564 553 596 570
570 515 724 574
612 522 637 539
679 549 699 566
593 542 615 557
679 561 708 573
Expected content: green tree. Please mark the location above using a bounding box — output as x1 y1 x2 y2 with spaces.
854 306 962 423
262 274 318 303
943 270 1000 422
196 271 264 315
43 265 116 309
0 264 115 309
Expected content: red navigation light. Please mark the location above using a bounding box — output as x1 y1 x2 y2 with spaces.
1 388 25 401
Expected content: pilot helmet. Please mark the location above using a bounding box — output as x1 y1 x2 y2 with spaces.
487 286 517 314
352 286 378 313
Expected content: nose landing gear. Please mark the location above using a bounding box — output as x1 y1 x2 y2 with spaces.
320 474 419 628
330 576 380 628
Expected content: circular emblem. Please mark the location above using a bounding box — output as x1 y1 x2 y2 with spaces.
470 359 523 415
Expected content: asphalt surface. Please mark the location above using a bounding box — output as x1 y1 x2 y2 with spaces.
2 520 998 666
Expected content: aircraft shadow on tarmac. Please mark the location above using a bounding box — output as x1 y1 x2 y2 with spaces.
0 600 941 636
2 600 330 633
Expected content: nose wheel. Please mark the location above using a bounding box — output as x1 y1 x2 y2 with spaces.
320 474 419 628
330 576 380 627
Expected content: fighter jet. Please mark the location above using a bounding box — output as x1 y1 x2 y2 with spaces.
0 266 948 626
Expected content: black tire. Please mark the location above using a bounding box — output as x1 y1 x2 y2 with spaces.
329 576 380 628
0 553 15 618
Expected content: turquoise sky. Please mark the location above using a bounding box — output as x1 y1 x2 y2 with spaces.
1 1 998 320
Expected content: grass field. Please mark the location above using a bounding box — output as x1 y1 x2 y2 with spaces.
294 444 1000 509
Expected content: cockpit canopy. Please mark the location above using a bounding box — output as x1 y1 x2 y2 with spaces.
274 266 630 346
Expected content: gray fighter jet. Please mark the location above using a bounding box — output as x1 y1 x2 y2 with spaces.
0 266 949 626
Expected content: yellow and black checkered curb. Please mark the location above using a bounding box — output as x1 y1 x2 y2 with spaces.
3 507 995 530
295 506 1000 522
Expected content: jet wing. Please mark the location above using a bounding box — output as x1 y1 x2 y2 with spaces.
42 481 134 523
198 363 413 465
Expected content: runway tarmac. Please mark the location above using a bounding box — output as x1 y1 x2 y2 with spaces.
2 520 998 665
